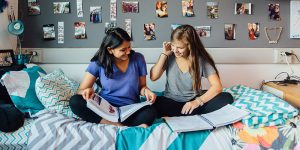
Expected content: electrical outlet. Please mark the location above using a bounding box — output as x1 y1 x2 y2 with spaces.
24 49 43 63
274 49 292 63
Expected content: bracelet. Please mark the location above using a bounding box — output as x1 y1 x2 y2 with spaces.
161 53 168 58
196 97 204 106
142 87 147 96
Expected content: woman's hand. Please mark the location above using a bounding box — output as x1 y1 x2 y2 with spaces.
144 88 157 104
181 100 201 115
81 88 95 101
162 41 173 56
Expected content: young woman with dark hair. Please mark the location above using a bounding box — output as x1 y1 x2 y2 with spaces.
150 24 233 117
70 27 157 127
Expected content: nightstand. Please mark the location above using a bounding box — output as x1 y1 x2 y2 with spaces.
262 82 300 109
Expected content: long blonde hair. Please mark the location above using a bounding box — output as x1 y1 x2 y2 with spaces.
171 24 219 92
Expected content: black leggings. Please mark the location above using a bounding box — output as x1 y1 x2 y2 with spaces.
153 92 234 118
69 95 157 126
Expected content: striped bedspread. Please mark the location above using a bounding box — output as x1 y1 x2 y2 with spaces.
27 111 120 150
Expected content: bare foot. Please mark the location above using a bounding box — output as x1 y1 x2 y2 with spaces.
100 119 124 126
137 124 148 128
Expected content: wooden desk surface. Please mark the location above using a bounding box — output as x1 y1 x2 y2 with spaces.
265 82 300 108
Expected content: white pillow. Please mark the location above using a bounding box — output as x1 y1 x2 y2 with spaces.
35 69 80 118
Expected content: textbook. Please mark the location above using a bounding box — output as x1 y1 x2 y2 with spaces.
164 104 250 133
86 95 151 122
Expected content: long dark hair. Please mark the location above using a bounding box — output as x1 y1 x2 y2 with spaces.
171 24 219 93
91 27 131 78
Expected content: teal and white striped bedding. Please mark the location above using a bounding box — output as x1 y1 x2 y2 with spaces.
224 85 299 127
0 118 34 150
1 85 299 149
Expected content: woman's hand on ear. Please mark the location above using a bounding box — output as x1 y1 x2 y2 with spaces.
162 41 173 56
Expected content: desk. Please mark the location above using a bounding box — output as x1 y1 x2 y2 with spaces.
262 82 300 109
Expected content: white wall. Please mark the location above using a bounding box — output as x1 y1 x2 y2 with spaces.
0 0 17 50
23 47 300 91
39 63 300 92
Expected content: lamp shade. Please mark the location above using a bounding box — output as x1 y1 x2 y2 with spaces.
8 20 24 36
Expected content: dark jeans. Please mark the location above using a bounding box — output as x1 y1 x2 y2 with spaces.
153 92 234 117
69 95 157 126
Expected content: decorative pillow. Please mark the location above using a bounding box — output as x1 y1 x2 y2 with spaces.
0 64 26 104
35 69 80 118
1 66 47 115
223 85 299 128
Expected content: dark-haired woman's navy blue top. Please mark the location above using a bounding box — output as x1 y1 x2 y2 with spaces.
86 52 147 106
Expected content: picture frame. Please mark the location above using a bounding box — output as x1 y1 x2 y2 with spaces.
0 49 15 67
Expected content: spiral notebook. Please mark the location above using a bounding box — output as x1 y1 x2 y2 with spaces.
164 104 250 133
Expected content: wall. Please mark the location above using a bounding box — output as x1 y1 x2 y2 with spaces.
26 47 300 91
0 0 17 50
16 0 300 91
19 0 300 48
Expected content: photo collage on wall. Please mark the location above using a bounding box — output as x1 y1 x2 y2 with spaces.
27 1 291 44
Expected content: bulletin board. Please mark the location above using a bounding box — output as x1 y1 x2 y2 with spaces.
19 0 300 48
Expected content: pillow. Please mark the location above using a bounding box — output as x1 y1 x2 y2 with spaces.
35 69 80 118
1 66 46 115
223 85 299 127
0 64 26 104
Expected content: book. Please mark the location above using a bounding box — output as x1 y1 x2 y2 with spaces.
86 94 152 122
164 104 250 133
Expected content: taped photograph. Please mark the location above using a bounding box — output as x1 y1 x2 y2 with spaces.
74 22 87 39
268 3 280 21
248 23 259 40
53 2 70 14
122 1 139 13
182 0 194 17
195 26 211 38
144 23 156 40
225 24 236 40
235 3 252 15
156 1 168 18
90 6 102 23
207 2 218 19
28 0 40 15
43 24 55 40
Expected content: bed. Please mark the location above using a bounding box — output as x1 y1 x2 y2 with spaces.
0 85 299 150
